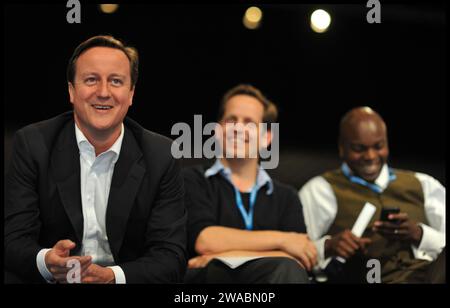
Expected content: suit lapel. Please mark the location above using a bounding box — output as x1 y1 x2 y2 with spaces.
50 119 84 243
50 119 146 258
106 127 145 259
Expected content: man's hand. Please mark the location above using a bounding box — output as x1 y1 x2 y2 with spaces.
81 264 115 284
372 212 423 246
325 229 372 259
279 233 317 271
188 255 216 269
45 240 92 283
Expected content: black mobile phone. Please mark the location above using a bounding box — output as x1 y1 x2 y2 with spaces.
380 207 400 222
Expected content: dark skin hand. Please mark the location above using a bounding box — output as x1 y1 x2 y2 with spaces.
335 108 423 253
325 229 372 259
372 212 423 246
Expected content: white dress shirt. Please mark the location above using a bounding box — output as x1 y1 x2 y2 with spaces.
36 123 126 283
299 163 446 269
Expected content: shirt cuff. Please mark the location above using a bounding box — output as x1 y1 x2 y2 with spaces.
314 235 333 269
109 266 126 284
36 248 55 283
412 223 446 261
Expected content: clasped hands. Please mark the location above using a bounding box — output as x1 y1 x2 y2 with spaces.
45 240 115 284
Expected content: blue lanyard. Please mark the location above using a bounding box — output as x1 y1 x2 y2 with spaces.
233 185 258 230
341 164 396 194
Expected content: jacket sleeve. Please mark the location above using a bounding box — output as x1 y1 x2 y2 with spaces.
5 129 46 283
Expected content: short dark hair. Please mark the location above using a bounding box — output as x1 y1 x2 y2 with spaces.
66 35 139 89
218 84 278 124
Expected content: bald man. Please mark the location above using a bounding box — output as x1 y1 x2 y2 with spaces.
299 107 445 283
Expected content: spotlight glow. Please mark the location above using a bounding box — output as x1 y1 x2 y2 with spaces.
99 4 119 14
310 9 331 33
243 6 263 30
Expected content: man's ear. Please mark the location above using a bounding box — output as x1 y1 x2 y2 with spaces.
129 86 135 106
68 82 75 104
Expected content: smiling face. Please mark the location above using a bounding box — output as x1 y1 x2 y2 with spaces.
218 94 270 159
68 46 134 138
339 111 389 182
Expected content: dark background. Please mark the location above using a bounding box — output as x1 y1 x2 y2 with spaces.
3 2 446 188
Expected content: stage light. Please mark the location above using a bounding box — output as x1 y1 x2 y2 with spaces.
310 9 331 33
243 6 263 30
99 4 119 14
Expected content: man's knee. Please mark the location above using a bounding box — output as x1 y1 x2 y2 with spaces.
270 257 309 283
184 268 207 284
249 257 309 284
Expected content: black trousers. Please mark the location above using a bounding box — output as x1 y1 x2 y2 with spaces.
322 248 446 284
184 257 310 284
425 247 446 283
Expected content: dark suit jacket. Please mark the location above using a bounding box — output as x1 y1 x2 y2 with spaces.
4 111 187 283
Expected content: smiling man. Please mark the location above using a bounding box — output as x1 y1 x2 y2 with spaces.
183 84 316 284
299 106 445 283
4 35 187 283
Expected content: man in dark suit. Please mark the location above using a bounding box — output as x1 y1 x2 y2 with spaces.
4 35 187 283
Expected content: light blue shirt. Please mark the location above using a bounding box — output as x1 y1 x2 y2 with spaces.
204 159 274 195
